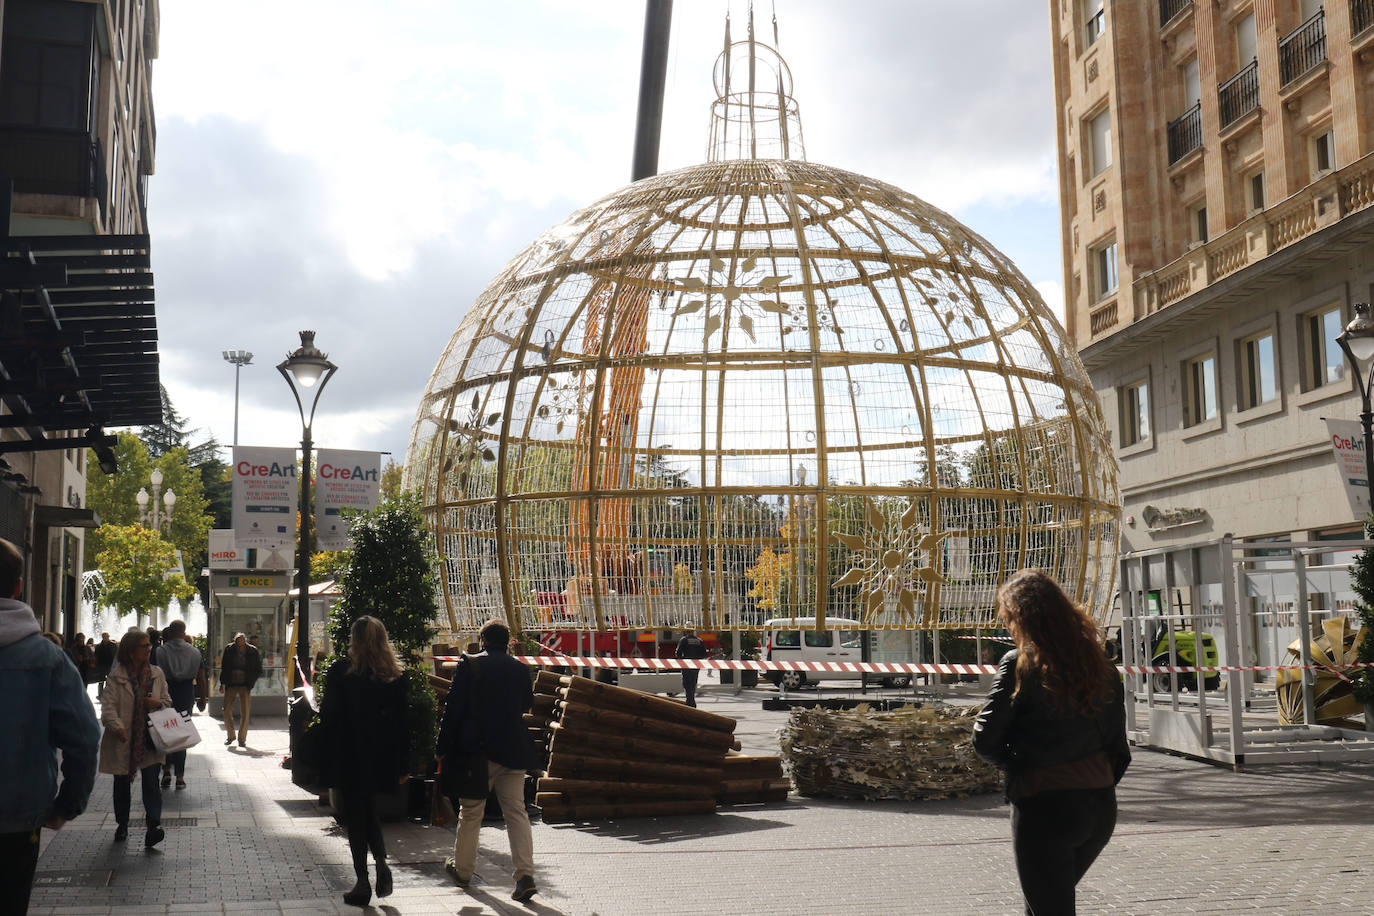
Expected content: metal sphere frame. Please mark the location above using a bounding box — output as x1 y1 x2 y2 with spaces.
404 30 1121 636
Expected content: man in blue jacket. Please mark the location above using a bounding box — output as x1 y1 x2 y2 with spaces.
436 618 537 903
0 537 100 913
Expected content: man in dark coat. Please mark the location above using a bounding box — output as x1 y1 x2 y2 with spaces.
93 632 116 688
219 633 262 747
675 626 708 707
436 619 537 902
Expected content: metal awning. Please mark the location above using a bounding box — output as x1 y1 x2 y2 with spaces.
1 233 161 454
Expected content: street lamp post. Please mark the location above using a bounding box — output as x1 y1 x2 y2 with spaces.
222 349 254 447
277 331 338 685
1336 301 1374 509
136 467 176 533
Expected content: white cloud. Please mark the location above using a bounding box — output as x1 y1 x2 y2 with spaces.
146 0 1065 462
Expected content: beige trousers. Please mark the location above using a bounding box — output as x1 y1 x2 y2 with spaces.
224 686 252 741
452 761 533 882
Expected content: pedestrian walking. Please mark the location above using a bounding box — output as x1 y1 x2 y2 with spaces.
99 629 174 847
318 616 410 907
153 620 207 790
219 632 262 747
0 537 101 914
437 618 538 902
66 632 96 684
94 632 117 687
675 626 708 707
973 569 1130 916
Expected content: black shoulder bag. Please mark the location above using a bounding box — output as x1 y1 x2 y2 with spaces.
443 657 489 801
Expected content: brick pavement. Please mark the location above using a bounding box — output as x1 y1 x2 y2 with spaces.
25 679 1374 915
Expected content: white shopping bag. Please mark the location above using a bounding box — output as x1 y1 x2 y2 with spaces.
148 710 202 753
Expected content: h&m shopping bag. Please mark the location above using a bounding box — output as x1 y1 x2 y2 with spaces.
148 710 202 753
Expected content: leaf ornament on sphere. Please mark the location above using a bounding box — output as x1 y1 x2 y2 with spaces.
445 391 503 491
832 497 949 626
665 257 793 343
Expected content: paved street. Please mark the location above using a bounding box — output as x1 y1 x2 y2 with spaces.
27 679 1374 915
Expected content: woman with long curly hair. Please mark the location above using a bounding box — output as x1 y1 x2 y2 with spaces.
318 616 411 907
973 569 1130 915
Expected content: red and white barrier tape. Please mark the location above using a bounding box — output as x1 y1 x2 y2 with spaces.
432 655 1374 678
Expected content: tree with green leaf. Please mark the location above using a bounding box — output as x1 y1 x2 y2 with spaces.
380 458 404 502
92 524 196 625
85 432 213 581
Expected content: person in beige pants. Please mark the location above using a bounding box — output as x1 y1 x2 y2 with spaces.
436 619 537 903
219 633 262 747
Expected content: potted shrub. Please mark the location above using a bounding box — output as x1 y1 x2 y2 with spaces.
1351 520 1374 730
314 493 441 816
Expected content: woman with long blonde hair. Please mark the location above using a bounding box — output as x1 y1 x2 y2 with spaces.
973 569 1130 915
319 616 410 907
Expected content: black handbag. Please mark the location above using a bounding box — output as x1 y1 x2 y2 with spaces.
442 657 489 801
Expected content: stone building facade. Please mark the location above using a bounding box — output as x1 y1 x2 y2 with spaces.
1051 0 1374 553
1 0 161 633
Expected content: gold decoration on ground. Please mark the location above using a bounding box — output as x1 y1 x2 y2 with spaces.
1277 617 1369 726
779 705 1001 800
403 12 1120 634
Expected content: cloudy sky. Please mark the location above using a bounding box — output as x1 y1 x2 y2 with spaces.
148 0 1062 463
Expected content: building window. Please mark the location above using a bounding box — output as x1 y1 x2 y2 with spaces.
1092 240 1118 300
1183 352 1218 426
1084 0 1105 47
1236 12 1257 67
1300 304 1344 391
1088 108 1112 176
1190 202 1208 244
1121 380 1151 447
1237 330 1277 410
1248 170 1265 212
1312 129 1335 177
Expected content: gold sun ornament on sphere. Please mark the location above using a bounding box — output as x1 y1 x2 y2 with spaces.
403 16 1121 635
832 498 949 627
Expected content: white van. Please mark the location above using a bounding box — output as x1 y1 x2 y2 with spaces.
762 617 912 689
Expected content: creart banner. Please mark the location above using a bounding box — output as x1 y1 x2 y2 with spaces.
314 449 382 551
1325 418 1370 520
232 446 298 549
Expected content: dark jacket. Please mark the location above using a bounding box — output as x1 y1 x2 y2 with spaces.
93 638 116 677
675 634 707 659
973 649 1129 797
319 658 411 793
0 599 100 831
219 643 263 689
436 646 534 771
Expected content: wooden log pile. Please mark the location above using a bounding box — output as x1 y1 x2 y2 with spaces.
778 704 1001 801
531 672 786 821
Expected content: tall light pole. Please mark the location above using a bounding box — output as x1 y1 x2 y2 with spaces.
1336 301 1374 509
278 331 338 685
222 350 254 447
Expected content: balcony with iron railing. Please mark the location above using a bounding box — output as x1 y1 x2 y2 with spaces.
1167 103 1202 165
1354 0 1374 37
1160 0 1192 28
1280 10 1327 87
1219 60 1260 129
1094 153 1374 340
0 126 107 219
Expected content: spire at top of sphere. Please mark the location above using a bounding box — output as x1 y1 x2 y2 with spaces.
707 4 806 162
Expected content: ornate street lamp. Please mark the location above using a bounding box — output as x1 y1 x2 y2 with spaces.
277 331 338 685
1336 302 1374 508
222 349 254 447
136 467 176 533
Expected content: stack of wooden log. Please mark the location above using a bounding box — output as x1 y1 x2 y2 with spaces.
530 672 787 821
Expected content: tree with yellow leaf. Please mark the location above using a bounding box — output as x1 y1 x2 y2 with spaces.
746 546 789 612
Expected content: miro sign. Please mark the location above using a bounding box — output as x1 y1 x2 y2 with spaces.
231 446 298 548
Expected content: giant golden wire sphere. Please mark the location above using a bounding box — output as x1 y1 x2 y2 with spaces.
404 32 1120 635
